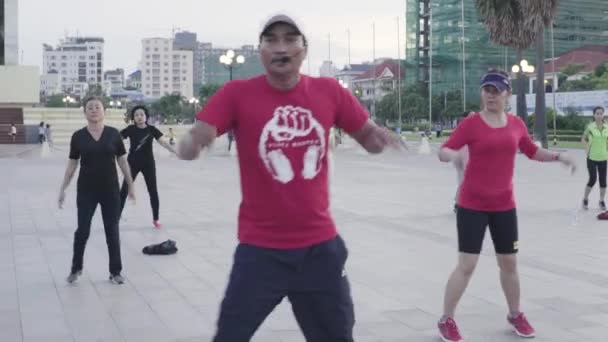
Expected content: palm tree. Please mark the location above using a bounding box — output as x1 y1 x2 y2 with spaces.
476 0 538 124
519 0 559 148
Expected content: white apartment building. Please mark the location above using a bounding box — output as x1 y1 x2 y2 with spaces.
103 68 125 91
140 38 193 99
42 37 104 97
126 70 142 89
40 71 62 97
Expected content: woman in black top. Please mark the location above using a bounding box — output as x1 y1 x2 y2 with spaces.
58 97 135 285
119 105 176 228
38 122 46 144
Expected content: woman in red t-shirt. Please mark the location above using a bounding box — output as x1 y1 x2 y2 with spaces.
435 69 576 342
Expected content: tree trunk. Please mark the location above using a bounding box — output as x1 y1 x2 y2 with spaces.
516 49 528 124
534 26 548 148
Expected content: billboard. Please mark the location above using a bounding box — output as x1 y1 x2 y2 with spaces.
509 90 608 116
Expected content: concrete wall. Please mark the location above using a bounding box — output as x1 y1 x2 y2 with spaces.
0 66 40 104
22 107 193 146
24 125 40 144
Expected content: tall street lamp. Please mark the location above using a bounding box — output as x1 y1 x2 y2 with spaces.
189 97 200 111
109 100 122 109
62 95 76 108
511 59 535 122
511 59 535 74
219 50 245 81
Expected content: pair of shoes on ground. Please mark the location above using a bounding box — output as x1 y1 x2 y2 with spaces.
438 312 535 341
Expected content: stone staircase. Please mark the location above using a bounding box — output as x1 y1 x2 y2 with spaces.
0 108 25 144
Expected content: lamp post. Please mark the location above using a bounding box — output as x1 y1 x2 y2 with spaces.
109 100 122 109
62 95 75 108
511 60 535 123
189 97 200 111
550 22 557 146
511 59 535 82
511 59 535 75
219 50 245 81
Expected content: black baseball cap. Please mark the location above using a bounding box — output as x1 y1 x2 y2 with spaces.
260 14 304 39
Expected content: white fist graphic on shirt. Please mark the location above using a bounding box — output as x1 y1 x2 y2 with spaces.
259 106 326 184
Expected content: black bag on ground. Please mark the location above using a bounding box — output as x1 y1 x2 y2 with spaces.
142 239 178 255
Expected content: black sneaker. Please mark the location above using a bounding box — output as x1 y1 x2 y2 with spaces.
142 240 178 255
600 201 606 211
583 199 589 210
109 274 125 285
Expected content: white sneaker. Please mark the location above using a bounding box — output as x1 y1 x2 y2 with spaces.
109 274 125 285
66 270 82 284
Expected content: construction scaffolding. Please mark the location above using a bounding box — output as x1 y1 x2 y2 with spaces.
405 0 608 106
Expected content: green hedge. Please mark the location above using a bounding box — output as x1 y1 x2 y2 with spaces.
553 130 584 136
551 135 583 142
439 131 582 141
404 127 583 139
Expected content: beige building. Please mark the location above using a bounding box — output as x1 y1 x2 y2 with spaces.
140 38 193 99
0 66 40 106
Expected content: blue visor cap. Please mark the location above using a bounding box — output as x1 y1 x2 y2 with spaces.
480 72 511 92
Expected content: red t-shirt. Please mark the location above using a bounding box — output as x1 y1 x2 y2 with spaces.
443 113 538 211
196 75 369 248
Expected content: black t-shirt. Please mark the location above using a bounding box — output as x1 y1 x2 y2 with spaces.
69 126 126 192
120 125 163 162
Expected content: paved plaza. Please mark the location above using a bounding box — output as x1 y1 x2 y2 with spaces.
1 138 607 342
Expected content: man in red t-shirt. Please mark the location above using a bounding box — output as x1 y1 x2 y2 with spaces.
436 69 576 342
178 14 404 341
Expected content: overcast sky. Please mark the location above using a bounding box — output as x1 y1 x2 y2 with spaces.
18 0 407 75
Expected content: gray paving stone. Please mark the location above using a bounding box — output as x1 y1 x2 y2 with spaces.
1 142 607 341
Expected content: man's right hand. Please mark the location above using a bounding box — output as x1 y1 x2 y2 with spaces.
351 121 407 154
178 121 217 160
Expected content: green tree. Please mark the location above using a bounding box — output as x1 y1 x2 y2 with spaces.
476 0 537 125
521 0 560 148
375 85 479 125
45 94 68 108
198 84 222 106
150 94 184 122
594 63 607 78
561 63 587 77
558 62 608 92
376 85 427 123
477 0 559 148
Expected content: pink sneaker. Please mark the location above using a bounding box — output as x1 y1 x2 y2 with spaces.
508 312 535 338
153 220 162 229
438 317 463 342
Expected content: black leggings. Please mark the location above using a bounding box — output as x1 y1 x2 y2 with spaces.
120 161 159 220
72 190 122 275
587 158 607 188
